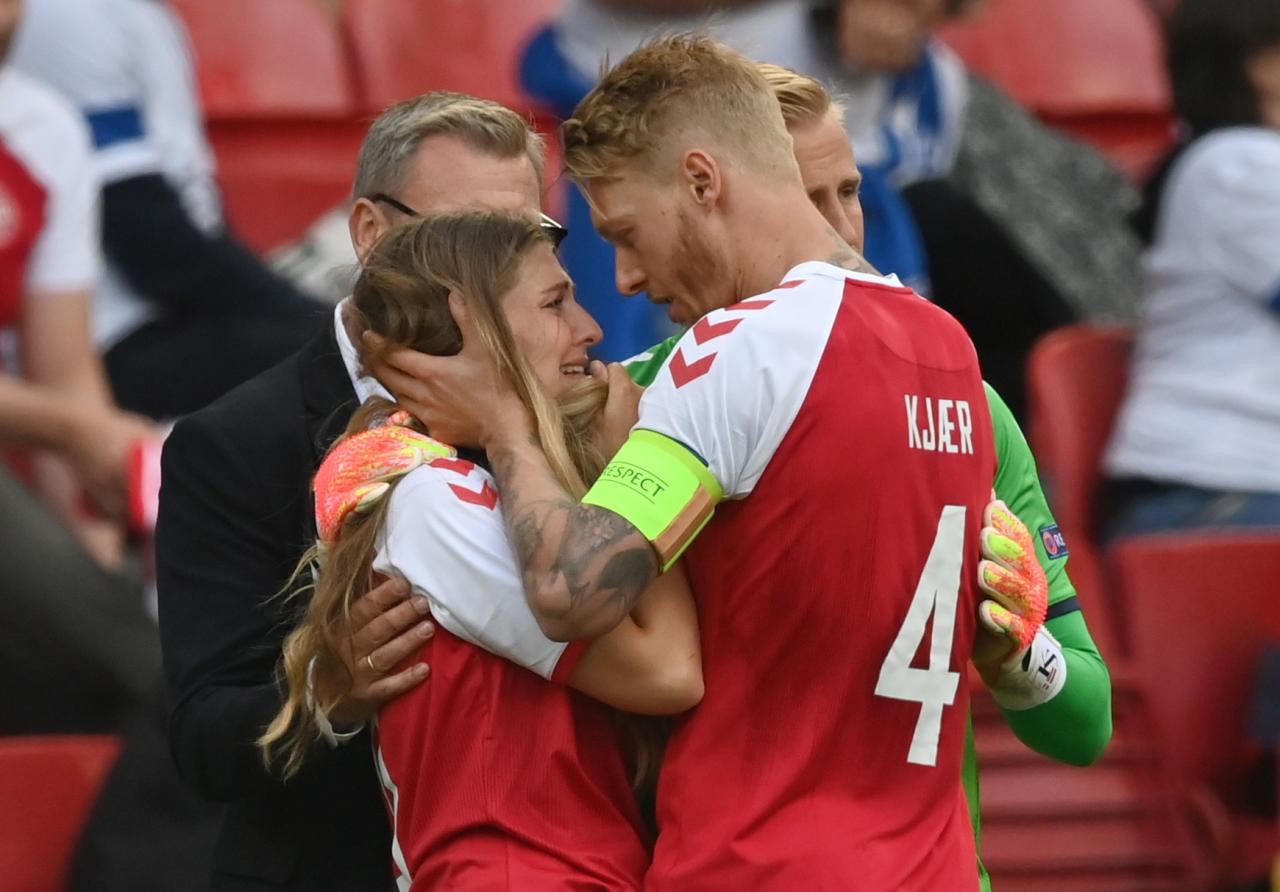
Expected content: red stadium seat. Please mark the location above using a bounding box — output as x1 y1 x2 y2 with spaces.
171 0 354 118
1026 325 1135 657
171 0 364 251
1111 534 1280 885
0 735 122 892
939 0 1175 178
973 685 1217 891
343 0 564 113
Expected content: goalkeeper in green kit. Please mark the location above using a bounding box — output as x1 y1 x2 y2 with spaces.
610 63 1112 891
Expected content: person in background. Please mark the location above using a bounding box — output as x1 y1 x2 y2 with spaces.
800 0 1141 420
0 0 160 733
157 93 562 891
1104 0 1280 539
9 0 326 420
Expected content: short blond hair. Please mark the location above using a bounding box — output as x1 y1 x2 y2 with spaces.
757 62 846 129
562 34 796 182
354 92 545 198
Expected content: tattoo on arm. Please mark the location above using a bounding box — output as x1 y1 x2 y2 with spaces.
491 441 658 634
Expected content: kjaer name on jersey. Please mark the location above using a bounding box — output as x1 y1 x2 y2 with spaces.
905 394 975 455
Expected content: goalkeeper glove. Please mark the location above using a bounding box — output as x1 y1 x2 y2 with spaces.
975 497 1065 710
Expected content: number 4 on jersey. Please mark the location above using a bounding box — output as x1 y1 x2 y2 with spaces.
874 506 967 767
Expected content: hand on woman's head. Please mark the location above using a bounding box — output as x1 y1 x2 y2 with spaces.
591 362 643 460
361 298 530 449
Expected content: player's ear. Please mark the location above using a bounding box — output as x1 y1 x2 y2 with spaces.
680 150 721 209
350 197 391 266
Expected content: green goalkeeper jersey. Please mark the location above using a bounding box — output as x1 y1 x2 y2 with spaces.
624 338 1112 891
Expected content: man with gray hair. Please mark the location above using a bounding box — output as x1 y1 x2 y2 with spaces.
156 91 558 891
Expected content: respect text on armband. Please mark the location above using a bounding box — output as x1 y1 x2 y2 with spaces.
600 462 669 501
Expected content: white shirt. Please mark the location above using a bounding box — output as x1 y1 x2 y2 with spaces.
1106 128 1280 493
334 300 392 404
11 0 222 349
0 69 100 296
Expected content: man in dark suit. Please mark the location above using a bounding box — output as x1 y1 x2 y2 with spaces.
156 92 551 890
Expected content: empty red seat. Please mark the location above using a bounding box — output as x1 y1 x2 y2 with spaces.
1114 535 1280 792
1026 325 1135 657
1111 534 1280 885
344 0 564 113
973 687 1215 892
172 0 364 250
0 735 122 892
939 0 1175 178
171 0 355 118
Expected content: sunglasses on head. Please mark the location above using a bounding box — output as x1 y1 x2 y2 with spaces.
369 194 568 249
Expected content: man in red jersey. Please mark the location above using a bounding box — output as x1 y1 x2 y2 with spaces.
369 35 1002 890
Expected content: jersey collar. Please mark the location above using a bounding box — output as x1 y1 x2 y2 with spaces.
782 260 904 290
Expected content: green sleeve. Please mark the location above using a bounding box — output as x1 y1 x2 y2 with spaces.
987 382 1113 766
623 336 681 388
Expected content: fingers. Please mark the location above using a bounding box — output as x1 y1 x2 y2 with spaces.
588 359 607 380
984 499 1033 551
365 661 430 705
978 558 1036 614
348 576 412 632
353 591 433 655
446 291 480 353
365 616 435 677
979 526 1027 575
979 600 1033 650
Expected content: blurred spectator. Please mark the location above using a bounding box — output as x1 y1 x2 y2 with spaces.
10 0 326 421
0 0 160 732
800 0 1142 420
1104 0 1280 540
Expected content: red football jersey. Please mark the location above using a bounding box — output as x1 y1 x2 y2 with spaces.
635 264 996 890
370 461 650 891
0 137 46 328
0 70 100 331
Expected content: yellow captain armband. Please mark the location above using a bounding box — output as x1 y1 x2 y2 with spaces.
582 429 724 572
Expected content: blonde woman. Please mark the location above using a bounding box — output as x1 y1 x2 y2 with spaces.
261 211 700 891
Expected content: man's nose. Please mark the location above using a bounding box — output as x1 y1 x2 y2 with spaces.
615 254 646 297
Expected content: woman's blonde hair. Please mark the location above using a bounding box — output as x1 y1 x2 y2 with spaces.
259 211 608 778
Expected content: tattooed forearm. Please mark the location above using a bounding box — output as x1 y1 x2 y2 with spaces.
489 436 658 639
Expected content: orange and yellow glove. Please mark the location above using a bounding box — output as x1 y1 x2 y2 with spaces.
975 497 1065 710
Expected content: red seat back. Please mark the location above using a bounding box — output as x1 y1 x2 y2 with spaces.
171 0 355 118
0 735 122 892
1112 535 1280 793
1026 325 1134 656
939 0 1174 177
171 0 363 251
343 0 564 113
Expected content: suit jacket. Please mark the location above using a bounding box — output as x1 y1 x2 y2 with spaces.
156 323 392 890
